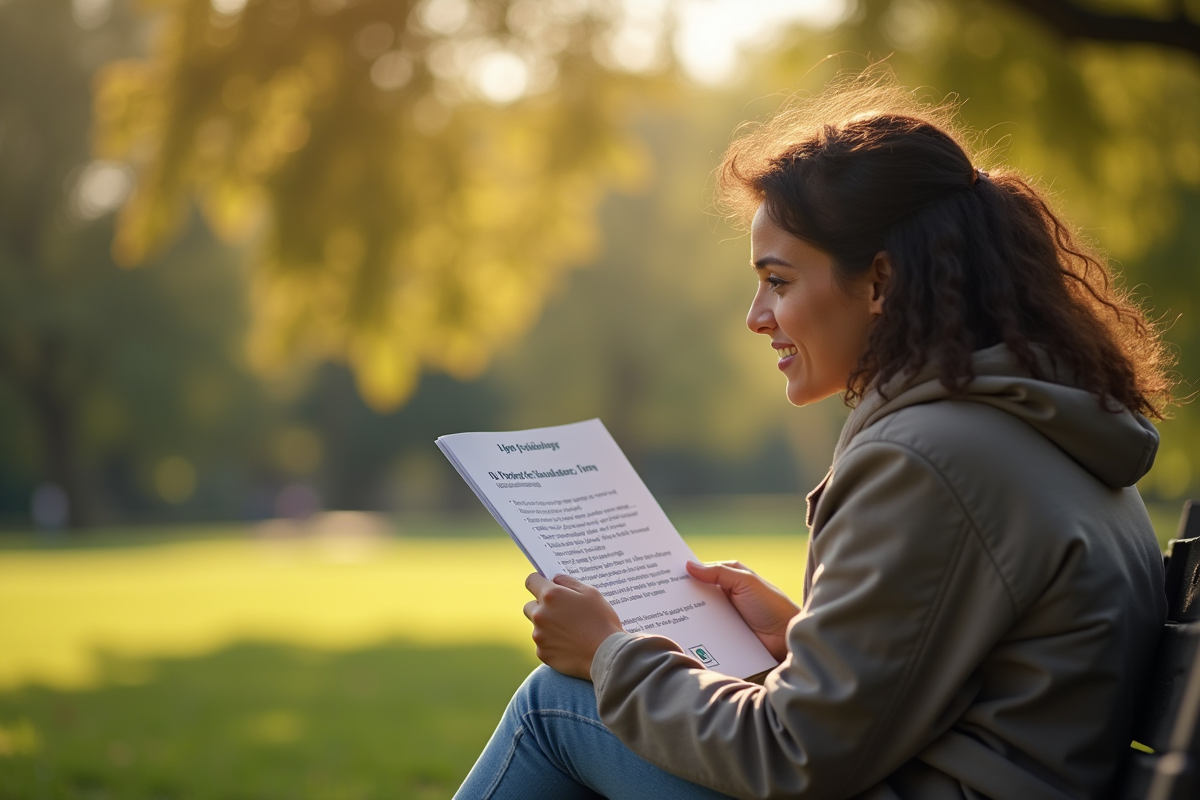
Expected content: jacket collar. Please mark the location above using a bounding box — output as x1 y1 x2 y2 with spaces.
829 344 1158 489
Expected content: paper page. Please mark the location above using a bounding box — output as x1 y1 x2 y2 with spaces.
436 419 778 679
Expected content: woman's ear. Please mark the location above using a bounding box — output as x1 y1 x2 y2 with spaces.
868 251 891 315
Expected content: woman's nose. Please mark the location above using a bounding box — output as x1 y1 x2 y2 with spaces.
746 291 774 335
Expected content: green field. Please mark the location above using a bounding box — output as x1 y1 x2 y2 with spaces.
0 510 809 799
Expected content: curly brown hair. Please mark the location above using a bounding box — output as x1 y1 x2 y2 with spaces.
717 76 1175 418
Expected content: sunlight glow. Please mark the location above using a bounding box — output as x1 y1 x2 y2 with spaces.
210 0 248 16
410 0 849 103
418 0 470 36
474 50 530 104
598 0 669 73
69 160 134 221
673 0 849 85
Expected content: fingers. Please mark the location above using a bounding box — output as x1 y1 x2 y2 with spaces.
526 571 591 597
687 560 750 574
687 560 759 591
525 571 551 599
552 573 587 590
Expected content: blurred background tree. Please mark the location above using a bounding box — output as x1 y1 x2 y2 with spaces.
0 0 275 527
2 0 1198 529
95 0 651 410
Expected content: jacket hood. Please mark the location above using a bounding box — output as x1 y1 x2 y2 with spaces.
833 344 1159 489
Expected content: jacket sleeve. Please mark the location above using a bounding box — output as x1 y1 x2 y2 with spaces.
591 440 1020 800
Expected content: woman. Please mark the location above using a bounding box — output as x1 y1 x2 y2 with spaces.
455 79 1173 799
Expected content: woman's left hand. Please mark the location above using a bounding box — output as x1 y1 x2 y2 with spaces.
524 573 625 680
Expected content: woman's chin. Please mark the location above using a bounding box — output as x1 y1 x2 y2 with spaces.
786 381 835 408
785 384 812 407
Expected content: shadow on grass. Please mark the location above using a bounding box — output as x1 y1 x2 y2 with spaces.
0 640 537 800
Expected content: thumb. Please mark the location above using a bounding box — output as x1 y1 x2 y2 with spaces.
687 560 755 592
686 560 722 583
552 573 588 591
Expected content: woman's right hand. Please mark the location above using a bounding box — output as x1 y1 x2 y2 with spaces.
686 560 800 662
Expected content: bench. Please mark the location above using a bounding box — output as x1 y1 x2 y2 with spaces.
1116 500 1200 800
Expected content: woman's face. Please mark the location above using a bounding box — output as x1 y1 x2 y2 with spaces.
747 204 883 407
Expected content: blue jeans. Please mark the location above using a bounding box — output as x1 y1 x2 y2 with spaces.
455 665 734 799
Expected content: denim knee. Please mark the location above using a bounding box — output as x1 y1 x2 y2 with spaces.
513 665 599 721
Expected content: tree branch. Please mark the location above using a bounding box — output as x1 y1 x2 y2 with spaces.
1000 0 1200 58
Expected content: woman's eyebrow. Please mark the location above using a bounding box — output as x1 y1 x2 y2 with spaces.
753 256 792 270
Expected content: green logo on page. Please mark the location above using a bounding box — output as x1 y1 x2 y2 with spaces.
688 645 719 668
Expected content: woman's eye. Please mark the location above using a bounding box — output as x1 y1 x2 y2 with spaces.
766 275 788 292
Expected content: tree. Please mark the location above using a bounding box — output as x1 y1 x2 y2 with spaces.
96 0 656 411
0 0 142 525
1000 0 1200 57
0 0 281 526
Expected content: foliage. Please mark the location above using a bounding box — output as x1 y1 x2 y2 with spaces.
997 0 1200 57
0 0 275 525
96 0 653 410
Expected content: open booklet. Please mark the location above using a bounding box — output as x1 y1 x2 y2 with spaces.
436 418 779 680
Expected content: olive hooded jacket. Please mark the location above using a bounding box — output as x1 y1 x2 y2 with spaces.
590 345 1166 800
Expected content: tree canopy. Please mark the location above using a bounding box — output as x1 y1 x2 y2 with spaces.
96 0 657 410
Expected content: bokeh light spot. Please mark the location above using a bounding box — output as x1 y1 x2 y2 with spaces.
418 0 470 36
672 0 847 85
474 50 529 104
371 51 414 91
72 0 111 29
210 0 248 16
606 24 662 73
69 160 134 221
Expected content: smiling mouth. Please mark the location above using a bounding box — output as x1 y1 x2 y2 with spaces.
776 346 798 360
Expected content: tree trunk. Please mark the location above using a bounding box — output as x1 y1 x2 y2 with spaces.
29 379 92 528
0 337 94 529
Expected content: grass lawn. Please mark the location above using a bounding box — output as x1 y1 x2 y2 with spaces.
0 509 809 799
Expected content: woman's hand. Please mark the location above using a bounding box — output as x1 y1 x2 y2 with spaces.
523 573 625 680
686 560 799 662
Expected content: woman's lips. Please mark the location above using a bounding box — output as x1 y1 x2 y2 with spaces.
776 344 797 371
